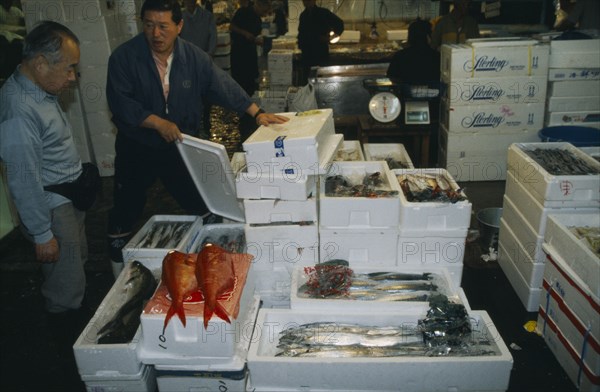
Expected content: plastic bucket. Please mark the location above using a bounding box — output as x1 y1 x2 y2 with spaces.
476 208 503 252
538 126 600 147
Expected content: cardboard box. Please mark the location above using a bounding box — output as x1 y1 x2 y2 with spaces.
444 76 547 106
319 161 401 228
393 168 472 231
363 143 414 169
547 96 600 113
247 308 512 392
506 142 600 205
441 42 549 80
544 214 600 298
243 109 342 176
319 227 399 266
549 81 600 98
549 39 600 69
441 99 545 133
548 68 600 82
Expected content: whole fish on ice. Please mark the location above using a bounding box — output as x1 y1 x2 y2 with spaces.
162 250 198 334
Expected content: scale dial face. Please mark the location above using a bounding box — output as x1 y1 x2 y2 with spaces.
368 92 401 123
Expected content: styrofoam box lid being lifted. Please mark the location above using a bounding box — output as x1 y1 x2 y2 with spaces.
507 142 600 205
393 168 472 231
247 308 512 392
242 109 343 176
177 135 245 222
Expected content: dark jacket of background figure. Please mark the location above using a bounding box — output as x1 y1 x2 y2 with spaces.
297 5 344 68
230 5 262 95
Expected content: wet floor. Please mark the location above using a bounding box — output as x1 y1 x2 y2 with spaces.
0 179 577 392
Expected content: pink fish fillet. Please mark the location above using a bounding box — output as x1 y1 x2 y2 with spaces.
161 250 198 334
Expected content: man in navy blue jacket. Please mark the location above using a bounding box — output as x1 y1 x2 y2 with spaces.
106 0 287 277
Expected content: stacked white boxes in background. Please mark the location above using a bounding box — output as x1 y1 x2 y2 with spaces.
214 31 231 72
439 39 550 181
546 39 600 129
74 262 157 392
499 142 600 311
393 168 472 287
263 48 294 110
537 213 600 391
241 109 343 307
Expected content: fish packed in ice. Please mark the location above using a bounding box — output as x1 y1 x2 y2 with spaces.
325 172 399 198
524 148 600 176
275 297 496 358
298 260 442 302
135 221 193 249
96 261 157 344
397 173 466 203
569 225 600 257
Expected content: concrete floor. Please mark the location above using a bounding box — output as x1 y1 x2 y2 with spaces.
0 178 578 392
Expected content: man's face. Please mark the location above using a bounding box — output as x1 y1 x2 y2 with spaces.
37 36 79 96
142 10 182 56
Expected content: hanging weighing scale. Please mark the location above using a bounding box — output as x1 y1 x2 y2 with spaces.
363 78 401 124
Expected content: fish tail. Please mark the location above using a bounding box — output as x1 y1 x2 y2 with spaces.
214 302 231 324
163 304 186 335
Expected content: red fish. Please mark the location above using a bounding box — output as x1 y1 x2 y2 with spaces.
161 250 198 334
196 243 236 328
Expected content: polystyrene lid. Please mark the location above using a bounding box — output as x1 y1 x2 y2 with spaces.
176 135 245 222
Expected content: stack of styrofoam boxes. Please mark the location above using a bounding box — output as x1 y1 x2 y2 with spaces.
74 262 158 391
319 160 402 267
500 142 600 311
240 109 343 307
546 39 600 129
213 31 231 73
393 168 472 288
334 140 365 161
439 39 550 181
538 213 600 391
267 48 294 103
247 308 513 392
363 143 415 169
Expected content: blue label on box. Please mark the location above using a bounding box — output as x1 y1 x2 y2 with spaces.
274 135 286 157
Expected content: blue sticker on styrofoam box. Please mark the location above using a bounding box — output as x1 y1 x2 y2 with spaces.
284 168 295 174
274 135 286 157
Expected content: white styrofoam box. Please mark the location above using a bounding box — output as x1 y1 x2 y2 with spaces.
247 308 512 392
77 65 110 113
546 110 600 129
386 29 408 41
81 364 157 392
122 215 201 272
245 223 319 269
268 48 293 69
236 170 317 201
334 140 365 161
230 152 246 173
181 223 246 255
363 143 414 169
539 286 600 375
393 168 471 231
498 218 545 289
549 80 600 98
506 142 600 205
289 265 464 314
501 195 545 263
269 70 293 87
319 227 399 266
243 198 317 224
543 244 600 344
252 266 293 308
73 262 149 378
504 171 598 232
441 42 549 81
444 76 547 106
439 124 540 182
548 68 600 82
441 99 545 133
339 30 360 43
537 308 600 392
156 366 247 392
544 214 600 298
548 96 600 113
319 161 401 228
139 287 260 367
397 227 467 266
580 146 600 161
87 125 116 177
243 109 342 176
549 39 600 69
497 232 543 312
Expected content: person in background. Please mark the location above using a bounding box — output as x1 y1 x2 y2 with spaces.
0 21 88 329
387 18 440 84
555 0 600 31
0 0 24 26
230 0 270 96
430 0 480 50
200 0 213 13
273 0 288 36
180 0 217 135
106 0 287 278
297 0 344 83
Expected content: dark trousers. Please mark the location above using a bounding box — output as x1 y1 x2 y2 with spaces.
107 134 208 236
